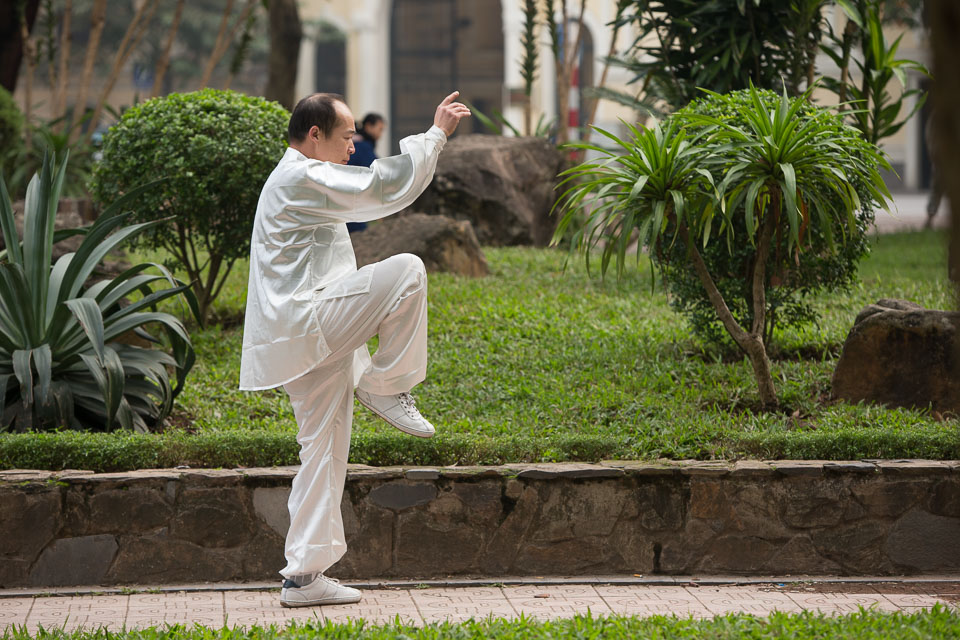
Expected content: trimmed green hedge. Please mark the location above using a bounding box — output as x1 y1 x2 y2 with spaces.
2 425 959 473
0 430 630 473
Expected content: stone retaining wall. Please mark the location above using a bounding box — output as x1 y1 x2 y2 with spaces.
2 460 959 587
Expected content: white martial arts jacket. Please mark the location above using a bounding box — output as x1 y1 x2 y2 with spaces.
238 125 447 390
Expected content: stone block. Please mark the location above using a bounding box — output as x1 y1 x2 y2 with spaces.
107 531 242 583
811 521 891 573
771 461 825 477
0 487 62 558
29 534 118 587
367 482 437 511
852 479 925 517
253 486 291 537
482 486 538 573
761 535 842 574
928 479 960 517
877 460 952 475
395 509 485 575
0 558 30 588
240 531 286 580
730 461 775 477
169 487 256 548
680 462 731 477
631 481 684 531
514 536 610 574
823 461 878 474
86 487 173 534
404 468 441 480
529 481 629 541
699 535 779 573
780 480 848 528
885 508 960 571
336 500 394 577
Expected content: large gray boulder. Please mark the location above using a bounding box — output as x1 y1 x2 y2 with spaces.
831 298 960 413
352 213 488 277
409 134 565 246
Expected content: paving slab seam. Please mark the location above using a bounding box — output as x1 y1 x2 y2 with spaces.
4 576 960 599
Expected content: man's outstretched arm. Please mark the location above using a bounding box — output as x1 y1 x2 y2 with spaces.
283 92 471 224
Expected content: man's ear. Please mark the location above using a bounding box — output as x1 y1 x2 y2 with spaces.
309 125 322 141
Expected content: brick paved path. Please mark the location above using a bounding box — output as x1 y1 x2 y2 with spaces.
1 583 956 631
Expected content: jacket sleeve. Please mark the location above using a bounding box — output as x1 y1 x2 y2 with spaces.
279 126 447 224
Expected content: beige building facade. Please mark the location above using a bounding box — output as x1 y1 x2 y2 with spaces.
296 0 932 190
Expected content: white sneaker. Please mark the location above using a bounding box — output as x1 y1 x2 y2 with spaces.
280 575 362 607
355 389 436 438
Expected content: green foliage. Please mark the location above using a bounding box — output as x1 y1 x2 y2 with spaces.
4 605 960 639
612 0 831 110
90 89 289 322
0 87 25 187
4 116 98 200
822 0 929 145
659 88 885 346
554 85 891 405
0 154 197 433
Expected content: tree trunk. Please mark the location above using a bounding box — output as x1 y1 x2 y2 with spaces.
152 0 185 98
928 0 960 289
200 0 235 88
264 0 302 109
18 5 38 134
677 208 780 409
69 0 105 140
82 0 158 145
1 0 39 93
54 0 72 128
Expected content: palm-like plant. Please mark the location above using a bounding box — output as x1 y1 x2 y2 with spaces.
554 86 892 408
0 153 198 432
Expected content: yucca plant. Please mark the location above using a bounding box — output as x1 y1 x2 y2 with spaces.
553 85 892 409
0 153 198 432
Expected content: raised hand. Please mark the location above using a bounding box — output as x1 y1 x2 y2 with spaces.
434 91 472 137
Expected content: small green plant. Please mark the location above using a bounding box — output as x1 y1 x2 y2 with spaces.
4 115 97 200
822 0 929 145
554 86 891 408
0 153 198 432
0 87 24 189
91 89 289 324
657 88 881 348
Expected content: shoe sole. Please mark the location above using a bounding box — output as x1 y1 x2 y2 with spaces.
280 596 362 607
356 394 435 438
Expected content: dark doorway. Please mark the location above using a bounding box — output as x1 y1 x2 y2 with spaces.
390 0 504 150
315 22 347 96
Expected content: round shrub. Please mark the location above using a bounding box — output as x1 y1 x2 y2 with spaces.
91 89 289 321
0 86 25 182
657 88 881 349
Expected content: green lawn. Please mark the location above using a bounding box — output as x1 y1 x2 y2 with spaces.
4 608 959 640
1 230 957 471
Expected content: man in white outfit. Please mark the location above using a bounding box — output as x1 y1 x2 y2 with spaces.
239 91 470 607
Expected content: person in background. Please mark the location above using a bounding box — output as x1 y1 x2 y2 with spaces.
346 113 386 233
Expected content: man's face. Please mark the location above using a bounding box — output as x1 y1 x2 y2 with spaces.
307 101 356 164
366 120 385 142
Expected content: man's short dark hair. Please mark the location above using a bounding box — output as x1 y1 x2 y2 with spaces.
288 93 346 142
360 113 384 130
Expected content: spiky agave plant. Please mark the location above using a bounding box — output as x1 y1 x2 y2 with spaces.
0 153 198 432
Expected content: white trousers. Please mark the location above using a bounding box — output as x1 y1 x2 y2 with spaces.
279 253 428 578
